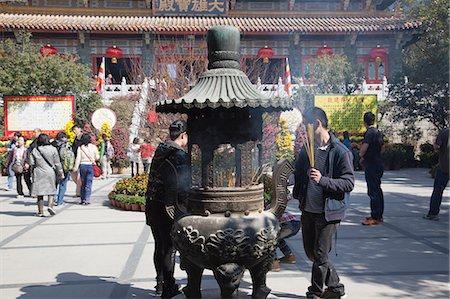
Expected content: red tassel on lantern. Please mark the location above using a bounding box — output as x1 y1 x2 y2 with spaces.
106 45 123 64
40 44 58 57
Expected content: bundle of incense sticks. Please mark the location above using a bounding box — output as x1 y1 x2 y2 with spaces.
303 124 315 168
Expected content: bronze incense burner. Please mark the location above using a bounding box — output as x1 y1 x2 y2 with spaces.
156 25 293 299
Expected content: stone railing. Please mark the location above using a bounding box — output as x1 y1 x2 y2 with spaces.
101 76 389 105
101 77 142 105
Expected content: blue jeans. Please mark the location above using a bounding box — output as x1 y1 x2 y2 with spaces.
278 220 301 256
365 162 384 219
79 164 94 203
7 164 14 189
55 173 70 205
428 169 449 216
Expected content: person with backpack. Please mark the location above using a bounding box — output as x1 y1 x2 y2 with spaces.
51 132 74 206
293 107 354 299
99 134 113 179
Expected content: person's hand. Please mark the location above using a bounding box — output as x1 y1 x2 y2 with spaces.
24 163 29 171
359 157 365 167
309 168 322 184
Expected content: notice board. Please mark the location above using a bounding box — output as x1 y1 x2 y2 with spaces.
314 95 377 134
4 95 75 137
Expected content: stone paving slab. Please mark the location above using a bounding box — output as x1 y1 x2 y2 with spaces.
0 169 449 299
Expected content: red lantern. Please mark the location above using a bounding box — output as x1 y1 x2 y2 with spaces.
370 46 387 63
316 45 334 57
258 46 274 64
106 45 123 64
40 44 58 57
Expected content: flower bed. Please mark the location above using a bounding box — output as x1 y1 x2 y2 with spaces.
110 174 147 211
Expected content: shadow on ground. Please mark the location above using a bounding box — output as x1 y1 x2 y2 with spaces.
17 272 150 299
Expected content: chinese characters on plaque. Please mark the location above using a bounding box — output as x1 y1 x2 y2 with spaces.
3 95 74 137
314 95 378 134
154 0 227 15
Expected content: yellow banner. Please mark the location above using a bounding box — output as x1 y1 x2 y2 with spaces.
314 95 377 134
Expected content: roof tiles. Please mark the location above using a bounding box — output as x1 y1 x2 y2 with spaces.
0 13 420 33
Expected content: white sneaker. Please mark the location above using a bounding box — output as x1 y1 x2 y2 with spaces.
17 195 24 198
4 187 12 191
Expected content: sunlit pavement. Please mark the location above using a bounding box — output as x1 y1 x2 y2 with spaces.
0 168 448 299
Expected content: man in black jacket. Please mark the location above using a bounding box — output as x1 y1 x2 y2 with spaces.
293 107 354 299
145 120 189 299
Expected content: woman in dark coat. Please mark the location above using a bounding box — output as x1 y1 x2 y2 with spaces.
145 120 190 298
30 134 64 217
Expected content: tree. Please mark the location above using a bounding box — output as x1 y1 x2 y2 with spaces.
386 0 449 131
0 33 92 94
261 113 279 164
111 122 130 169
293 54 360 111
0 33 103 128
74 93 103 127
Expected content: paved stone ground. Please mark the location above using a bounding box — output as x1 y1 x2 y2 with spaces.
0 168 448 299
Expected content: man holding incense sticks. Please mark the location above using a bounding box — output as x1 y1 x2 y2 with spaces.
293 107 354 299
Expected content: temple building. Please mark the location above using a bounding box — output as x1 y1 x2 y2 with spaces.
0 0 420 90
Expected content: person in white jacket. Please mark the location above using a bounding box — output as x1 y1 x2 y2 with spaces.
73 134 99 205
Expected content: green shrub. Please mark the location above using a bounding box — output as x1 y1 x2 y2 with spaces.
383 144 407 170
419 143 439 168
114 194 145 205
113 174 148 196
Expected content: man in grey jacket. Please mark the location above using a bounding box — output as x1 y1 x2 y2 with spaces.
293 107 354 299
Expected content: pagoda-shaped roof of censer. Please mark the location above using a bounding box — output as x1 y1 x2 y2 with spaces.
156 25 292 113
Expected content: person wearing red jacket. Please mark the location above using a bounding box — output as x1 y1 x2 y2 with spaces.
140 140 155 174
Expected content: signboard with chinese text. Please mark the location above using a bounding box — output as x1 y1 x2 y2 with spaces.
153 0 227 16
314 95 377 134
4 95 75 137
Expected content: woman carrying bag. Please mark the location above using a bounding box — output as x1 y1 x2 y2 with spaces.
29 134 64 217
73 134 99 205
7 136 32 198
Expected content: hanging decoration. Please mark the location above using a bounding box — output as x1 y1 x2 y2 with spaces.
106 45 123 64
370 45 387 63
147 111 158 123
316 45 334 57
40 44 58 57
257 46 274 64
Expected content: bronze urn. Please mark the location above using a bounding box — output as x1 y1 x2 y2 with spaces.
156 25 294 299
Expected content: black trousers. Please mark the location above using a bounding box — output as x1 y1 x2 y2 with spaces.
147 200 176 289
131 162 139 177
15 172 32 196
302 211 344 297
364 162 384 219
